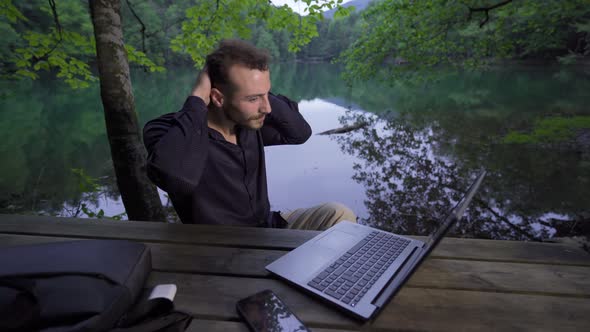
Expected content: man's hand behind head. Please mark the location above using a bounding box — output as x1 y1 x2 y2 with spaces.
191 68 211 106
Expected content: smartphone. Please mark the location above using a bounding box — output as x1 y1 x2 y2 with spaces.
236 289 311 332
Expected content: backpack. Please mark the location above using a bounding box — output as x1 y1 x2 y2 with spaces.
0 239 192 332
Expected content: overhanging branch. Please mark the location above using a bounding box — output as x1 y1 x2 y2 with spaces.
205 0 222 37
32 0 63 64
467 0 513 28
125 0 146 54
145 20 182 38
48 0 62 40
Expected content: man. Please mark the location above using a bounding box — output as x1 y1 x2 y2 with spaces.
143 39 356 229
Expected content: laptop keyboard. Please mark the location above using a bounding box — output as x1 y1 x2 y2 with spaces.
307 231 411 307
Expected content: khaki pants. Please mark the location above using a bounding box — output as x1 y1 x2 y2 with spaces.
280 202 357 231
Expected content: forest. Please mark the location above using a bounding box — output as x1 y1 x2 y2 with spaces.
2 0 589 85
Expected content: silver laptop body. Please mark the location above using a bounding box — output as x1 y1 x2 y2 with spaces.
266 171 486 320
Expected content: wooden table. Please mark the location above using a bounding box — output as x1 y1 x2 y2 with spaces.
1 214 589 331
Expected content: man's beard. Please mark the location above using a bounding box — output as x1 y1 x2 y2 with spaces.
223 106 265 130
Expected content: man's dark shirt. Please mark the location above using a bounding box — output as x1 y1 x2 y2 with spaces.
143 94 311 226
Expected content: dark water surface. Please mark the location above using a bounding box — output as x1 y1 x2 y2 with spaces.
1 63 588 240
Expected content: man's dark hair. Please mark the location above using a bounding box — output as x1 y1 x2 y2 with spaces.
206 39 271 91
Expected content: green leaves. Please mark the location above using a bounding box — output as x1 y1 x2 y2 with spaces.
171 0 345 66
10 29 97 89
126 45 165 73
2 0 166 88
0 0 26 23
503 116 590 144
71 168 100 193
333 5 355 19
339 0 590 84
3 0 351 86
71 168 127 220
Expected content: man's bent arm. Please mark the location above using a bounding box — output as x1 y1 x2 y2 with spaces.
261 93 312 146
143 96 209 196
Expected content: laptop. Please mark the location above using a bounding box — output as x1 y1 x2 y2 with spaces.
266 171 486 320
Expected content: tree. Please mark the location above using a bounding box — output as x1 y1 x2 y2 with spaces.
253 27 281 59
88 0 165 221
340 0 590 82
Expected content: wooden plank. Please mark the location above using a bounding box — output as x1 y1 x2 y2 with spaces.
2 233 589 296
149 243 282 277
148 272 590 331
186 320 249 332
430 236 590 266
0 214 317 249
373 288 590 332
186 319 358 332
1 214 589 265
408 259 590 297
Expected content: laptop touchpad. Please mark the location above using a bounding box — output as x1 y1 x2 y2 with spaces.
315 230 359 251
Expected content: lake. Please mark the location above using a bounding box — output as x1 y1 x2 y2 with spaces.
1 63 588 240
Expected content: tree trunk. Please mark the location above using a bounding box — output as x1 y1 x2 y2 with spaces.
89 0 165 221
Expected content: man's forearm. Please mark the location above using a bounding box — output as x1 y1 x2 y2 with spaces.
261 93 312 146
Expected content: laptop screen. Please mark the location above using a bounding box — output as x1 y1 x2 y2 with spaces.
371 171 487 311
423 171 487 252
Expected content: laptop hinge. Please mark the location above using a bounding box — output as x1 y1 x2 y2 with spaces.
371 245 424 308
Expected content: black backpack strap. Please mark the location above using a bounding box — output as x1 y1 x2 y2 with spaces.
0 278 41 332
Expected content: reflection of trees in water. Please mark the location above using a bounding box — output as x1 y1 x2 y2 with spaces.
0 70 183 218
3 64 588 229
0 78 111 216
335 110 589 240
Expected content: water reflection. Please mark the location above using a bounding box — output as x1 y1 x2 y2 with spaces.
0 64 588 240
266 99 367 217
334 107 589 240
0 78 110 215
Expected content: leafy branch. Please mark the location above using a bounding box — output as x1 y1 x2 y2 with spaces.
48 0 61 39
68 168 127 220
205 0 222 37
466 0 513 27
125 0 146 54
29 0 64 69
171 0 347 66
